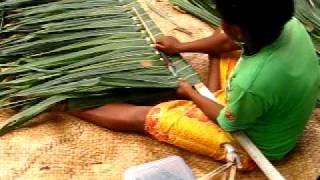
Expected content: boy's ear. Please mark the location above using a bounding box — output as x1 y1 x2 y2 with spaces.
222 21 244 42
232 26 245 42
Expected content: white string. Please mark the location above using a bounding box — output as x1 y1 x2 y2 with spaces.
197 162 234 180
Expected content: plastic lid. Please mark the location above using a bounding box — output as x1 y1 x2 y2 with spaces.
123 156 195 180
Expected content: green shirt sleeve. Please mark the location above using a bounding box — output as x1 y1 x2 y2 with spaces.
217 84 264 132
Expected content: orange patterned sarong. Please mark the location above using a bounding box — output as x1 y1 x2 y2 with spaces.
214 51 240 104
145 51 256 170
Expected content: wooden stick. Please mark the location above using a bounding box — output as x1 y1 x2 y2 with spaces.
228 165 237 180
0 10 4 32
131 7 177 77
132 7 156 43
233 131 285 180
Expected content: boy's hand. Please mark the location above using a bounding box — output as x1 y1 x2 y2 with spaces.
155 36 182 55
177 80 194 98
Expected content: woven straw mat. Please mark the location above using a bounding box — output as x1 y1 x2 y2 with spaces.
0 0 319 179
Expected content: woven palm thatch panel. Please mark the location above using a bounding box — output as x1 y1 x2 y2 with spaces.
0 0 202 135
0 0 319 179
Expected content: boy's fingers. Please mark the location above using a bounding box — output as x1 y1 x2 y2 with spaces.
155 38 164 44
155 44 165 50
178 78 188 85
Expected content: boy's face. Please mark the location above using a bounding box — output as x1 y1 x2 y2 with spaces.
221 20 244 43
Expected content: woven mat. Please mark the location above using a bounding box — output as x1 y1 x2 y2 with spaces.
0 0 319 179
0 108 319 179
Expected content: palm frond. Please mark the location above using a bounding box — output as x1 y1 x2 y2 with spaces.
0 0 201 135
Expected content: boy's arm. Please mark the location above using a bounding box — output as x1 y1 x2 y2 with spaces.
178 81 223 122
178 81 264 129
155 27 239 56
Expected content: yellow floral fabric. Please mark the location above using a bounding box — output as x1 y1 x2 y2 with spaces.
145 52 256 170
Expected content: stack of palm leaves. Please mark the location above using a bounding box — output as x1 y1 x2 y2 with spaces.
294 0 320 55
169 0 220 27
0 0 200 135
169 0 320 54
294 0 320 105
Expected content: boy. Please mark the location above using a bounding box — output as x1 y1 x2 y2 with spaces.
70 0 319 168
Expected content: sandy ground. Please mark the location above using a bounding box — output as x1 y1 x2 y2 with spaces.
0 0 319 179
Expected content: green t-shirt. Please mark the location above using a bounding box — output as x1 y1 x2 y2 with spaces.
217 17 320 160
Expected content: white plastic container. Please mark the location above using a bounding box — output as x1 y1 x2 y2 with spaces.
123 156 195 180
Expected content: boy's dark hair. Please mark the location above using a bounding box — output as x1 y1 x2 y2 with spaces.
215 0 294 45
